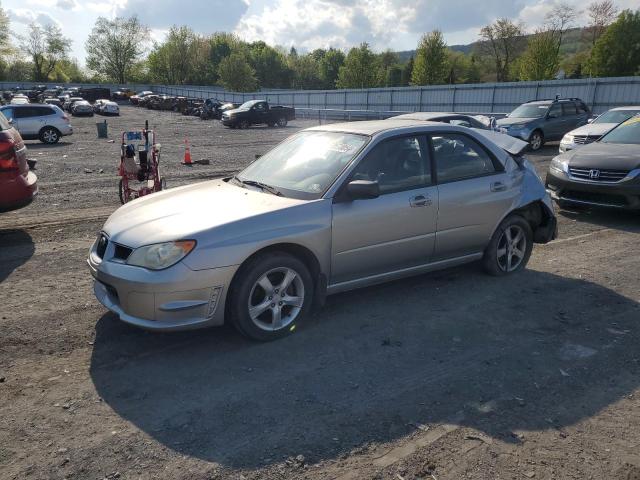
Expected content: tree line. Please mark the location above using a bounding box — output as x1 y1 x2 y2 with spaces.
0 1 638 91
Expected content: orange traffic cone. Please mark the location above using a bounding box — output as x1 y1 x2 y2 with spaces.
182 136 192 166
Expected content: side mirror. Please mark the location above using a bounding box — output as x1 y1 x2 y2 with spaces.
587 118 594 124
347 180 379 200
255 154 262 160
7 118 13 124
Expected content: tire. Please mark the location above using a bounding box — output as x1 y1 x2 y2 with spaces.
239 120 250 129
529 130 544 151
267 122 276 128
39 127 61 144
118 178 125 204
276 117 288 128
482 214 533 276
228 252 314 341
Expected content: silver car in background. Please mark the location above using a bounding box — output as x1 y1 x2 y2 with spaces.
0 104 73 144
88 120 557 341
560 106 640 153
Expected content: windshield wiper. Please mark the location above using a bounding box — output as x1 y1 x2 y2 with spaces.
232 176 282 196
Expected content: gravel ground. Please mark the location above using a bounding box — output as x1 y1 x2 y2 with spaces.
1 106 640 480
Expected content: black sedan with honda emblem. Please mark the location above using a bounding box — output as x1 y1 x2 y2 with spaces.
546 115 640 210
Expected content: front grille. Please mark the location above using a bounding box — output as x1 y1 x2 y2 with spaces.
96 234 108 259
569 167 629 182
563 190 628 207
573 135 600 145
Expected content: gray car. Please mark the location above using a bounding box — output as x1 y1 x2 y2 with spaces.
88 120 557 341
0 104 73 144
497 98 591 151
389 112 494 129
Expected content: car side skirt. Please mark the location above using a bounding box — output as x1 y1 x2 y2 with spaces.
326 252 483 295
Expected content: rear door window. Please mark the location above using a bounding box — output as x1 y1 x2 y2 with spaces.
548 104 562 118
431 133 497 183
562 102 578 116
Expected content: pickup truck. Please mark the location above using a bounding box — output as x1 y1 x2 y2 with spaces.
221 100 295 128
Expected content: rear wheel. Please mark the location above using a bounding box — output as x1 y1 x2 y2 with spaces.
229 252 314 341
39 127 60 144
529 130 544 151
482 215 533 276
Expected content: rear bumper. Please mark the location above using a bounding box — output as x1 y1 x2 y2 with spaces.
546 170 640 210
0 170 38 212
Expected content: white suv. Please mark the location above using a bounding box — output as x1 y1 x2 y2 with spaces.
0 104 73 144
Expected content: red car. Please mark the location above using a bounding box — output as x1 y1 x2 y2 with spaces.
0 113 37 212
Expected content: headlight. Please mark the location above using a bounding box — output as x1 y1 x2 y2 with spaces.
549 157 569 176
562 134 574 144
127 240 196 270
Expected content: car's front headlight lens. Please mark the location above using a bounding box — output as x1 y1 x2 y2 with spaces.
562 134 574 143
127 240 196 270
549 157 569 175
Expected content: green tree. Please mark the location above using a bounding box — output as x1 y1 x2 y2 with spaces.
289 54 322 89
479 18 525 82
217 52 258 92
148 26 197 84
86 16 150 83
249 41 292 88
336 43 378 88
412 30 448 85
20 23 71 81
519 29 560 80
376 50 400 86
318 48 344 88
590 9 640 77
0 2 11 59
400 57 413 86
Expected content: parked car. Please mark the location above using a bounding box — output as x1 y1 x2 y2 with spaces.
78 87 111 103
221 100 296 128
389 112 494 129
559 106 640 152
44 98 63 108
71 100 94 117
88 120 556 340
546 114 640 210
130 91 154 105
138 94 159 108
497 98 591 151
112 88 134 101
93 99 120 116
0 104 73 144
63 97 84 112
0 110 37 212
10 95 29 105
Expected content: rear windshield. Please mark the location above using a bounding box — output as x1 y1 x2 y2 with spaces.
600 116 640 145
0 111 11 130
594 109 640 124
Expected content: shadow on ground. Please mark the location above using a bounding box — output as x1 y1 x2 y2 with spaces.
558 206 640 234
90 266 640 469
24 141 73 150
0 229 35 283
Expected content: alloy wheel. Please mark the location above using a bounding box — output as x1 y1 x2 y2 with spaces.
530 132 542 150
496 225 527 272
248 267 305 331
43 129 58 143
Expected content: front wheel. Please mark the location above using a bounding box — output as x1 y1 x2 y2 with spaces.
276 117 288 128
229 252 314 341
529 130 544 151
482 215 533 276
238 120 250 129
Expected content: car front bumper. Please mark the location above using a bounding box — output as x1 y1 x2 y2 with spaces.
221 117 236 126
87 243 240 331
546 169 640 210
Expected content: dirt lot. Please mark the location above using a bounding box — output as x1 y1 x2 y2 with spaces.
1 106 640 480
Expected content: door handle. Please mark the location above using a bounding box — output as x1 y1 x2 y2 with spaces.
410 195 432 207
490 182 507 192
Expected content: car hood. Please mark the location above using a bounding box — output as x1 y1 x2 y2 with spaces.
496 117 537 127
223 108 245 115
562 142 640 171
102 179 311 248
566 123 617 137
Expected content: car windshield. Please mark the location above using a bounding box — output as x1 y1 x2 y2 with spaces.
593 109 640 124
600 116 640 145
237 131 369 199
509 104 549 118
239 100 261 110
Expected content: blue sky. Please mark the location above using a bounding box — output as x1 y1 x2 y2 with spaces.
4 0 639 65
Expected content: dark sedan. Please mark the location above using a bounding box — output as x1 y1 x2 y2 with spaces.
546 115 640 210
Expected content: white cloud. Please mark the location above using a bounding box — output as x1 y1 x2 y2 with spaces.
56 0 77 10
8 9 60 27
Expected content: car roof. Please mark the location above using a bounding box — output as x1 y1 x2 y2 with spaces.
308 119 458 135
610 106 640 111
389 112 475 120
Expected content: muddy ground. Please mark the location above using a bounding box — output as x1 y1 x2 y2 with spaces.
1 106 639 480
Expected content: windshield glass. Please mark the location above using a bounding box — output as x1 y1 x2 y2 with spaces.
239 100 260 110
509 104 549 118
593 109 640 124
238 131 369 199
600 116 640 145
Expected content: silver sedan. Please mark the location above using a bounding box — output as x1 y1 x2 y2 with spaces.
88 120 557 341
